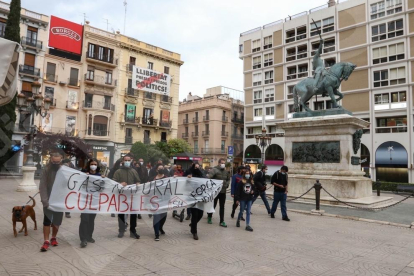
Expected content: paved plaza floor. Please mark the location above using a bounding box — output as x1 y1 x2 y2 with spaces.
1 178 414 275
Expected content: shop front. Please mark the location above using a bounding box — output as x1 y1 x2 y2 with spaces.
172 152 202 171
91 144 114 168
244 158 261 174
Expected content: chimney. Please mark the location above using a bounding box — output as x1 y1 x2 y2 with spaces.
328 0 336 7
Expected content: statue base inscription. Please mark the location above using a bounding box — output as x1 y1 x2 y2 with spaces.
277 114 379 201
292 107 352 119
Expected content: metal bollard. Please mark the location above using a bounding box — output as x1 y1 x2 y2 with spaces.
172 209 185 222
314 180 322 211
376 180 381 196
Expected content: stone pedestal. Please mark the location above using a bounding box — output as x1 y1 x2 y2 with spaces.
278 114 391 206
16 166 38 192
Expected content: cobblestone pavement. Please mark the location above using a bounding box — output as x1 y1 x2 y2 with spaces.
1 178 414 275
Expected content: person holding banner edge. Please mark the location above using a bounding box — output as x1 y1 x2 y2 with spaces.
153 164 168 241
79 158 102 248
112 155 141 239
186 162 205 240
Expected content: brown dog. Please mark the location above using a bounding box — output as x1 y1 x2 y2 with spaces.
12 196 37 237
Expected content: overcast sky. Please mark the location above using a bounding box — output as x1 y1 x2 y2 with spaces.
20 0 326 100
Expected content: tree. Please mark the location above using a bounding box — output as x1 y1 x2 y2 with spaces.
0 0 21 168
130 141 169 165
153 139 191 158
130 142 149 162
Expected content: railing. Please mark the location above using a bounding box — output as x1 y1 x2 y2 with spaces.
263 19 283 29
183 119 189 124
285 11 307 22
182 133 189 138
203 115 210 121
232 134 244 140
287 73 297 80
240 26 262 37
144 92 156 100
84 74 116 86
92 130 109 136
21 36 42 49
66 101 79 110
68 78 80 87
375 126 407 133
44 73 57 83
363 128 370 134
126 64 134 72
19 65 40 77
222 116 228 122
193 148 199 154
286 52 296 62
324 45 336 54
221 131 229 137
83 101 115 111
161 95 172 103
202 131 210 136
125 117 139 124
125 87 139 97
125 136 133 144
201 148 227 154
86 51 114 64
192 132 199 137
142 117 156 125
159 120 171 128
310 3 328 13
232 117 244 124
193 117 199 123
298 71 308 78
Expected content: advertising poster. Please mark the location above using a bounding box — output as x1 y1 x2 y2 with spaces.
45 86 54 99
41 113 53 132
126 104 135 120
132 66 171 95
49 15 83 55
67 90 78 109
65 115 76 136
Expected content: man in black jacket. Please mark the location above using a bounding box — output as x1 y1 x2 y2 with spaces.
252 165 271 214
270 166 290 221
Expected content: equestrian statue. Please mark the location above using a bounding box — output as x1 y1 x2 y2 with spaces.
293 20 357 113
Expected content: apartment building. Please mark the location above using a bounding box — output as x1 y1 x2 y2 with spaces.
178 86 244 168
239 0 414 182
114 34 183 159
0 1 49 168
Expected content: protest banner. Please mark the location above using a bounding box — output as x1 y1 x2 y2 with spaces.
48 166 222 214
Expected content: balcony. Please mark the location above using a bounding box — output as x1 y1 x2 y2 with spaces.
125 87 139 97
82 101 115 111
193 117 199 123
68 78 80 87
142 117 157 126
192 132 199 137
183 119 189 124
222 116 228 122
221 131 229 137
203 115 210 121
202 131 210 137
232 134 244 140
19 65 40 77
86 51 117 67
159 120 172 128
144 92 157 100
44 73 57 83
84 74 117 88
21 36 42 50
375 126 407 133
201 148 227 154
232 117 244 124
161 95 172 103
124 116 140 124
182 132 189 138
125 136 133 144
193 148 199 154
66 101 79 110
89 129 110 137
298 71 308 78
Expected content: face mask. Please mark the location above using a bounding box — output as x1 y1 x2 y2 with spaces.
140 162 143 165
220 164 225 169
90 165 97 171
51 163 60 171
265 170 268 173
124 161 131 168
281 172 286 175
245 174 250 179
158 169 164 174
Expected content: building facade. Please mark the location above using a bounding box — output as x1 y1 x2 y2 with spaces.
239 0 414 181
178 86 244 169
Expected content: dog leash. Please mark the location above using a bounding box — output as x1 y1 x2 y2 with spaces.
26 192 39 204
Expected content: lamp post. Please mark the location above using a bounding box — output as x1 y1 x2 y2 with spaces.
16 81 50 192
255 128 272 166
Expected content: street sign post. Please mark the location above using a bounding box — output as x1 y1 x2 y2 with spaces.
228 146 234 156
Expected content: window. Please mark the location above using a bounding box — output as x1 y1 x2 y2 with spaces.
239 44 243 53
287 85 295 99
372 0 403 19
325 58 336 68
46 63 56 82
287 66 297 80
314 101 324 111
143 108 153 119
371 1 386 19
310 20 321 37
296 26 307 40
104 96 111 109
288 103 308 113
263 36 272 49
0 18 6 37
377 116 407 127
185 127 188 134
98 46 104 60
265 106 275 115
88 44 95 57
205 124 209 132
389 67 405 85
264 71 273 84
253 90 262 103
324 38 336 53
326 100 334 109
69 68 79 86
253 73 262 86
87 43 114 63
126 128 132 137
390 91 406 103
265 88 274 102
372 19 403 42
26 26 38 44
386 0 403 15
129 56 136 65
106 49 112 63
286 29 296 43
105 71 112 84
254 108 262 117
253 56 261 69
298 64 308 78
164 66 169 74
252 39 260 52
286 47 296 62
195 125 199 134
93 115 108 136
287 44 308 62
144 130 151 144
373 43 404 64
264 53 273 66
148 62 153 70
375 93 389 104
194 140 199 151
311 17 334 36
373 70 388 87
86 69 94 80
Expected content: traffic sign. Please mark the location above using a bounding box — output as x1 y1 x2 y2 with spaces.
228 146 234 156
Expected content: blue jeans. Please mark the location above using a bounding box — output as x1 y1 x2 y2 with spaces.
271 192 287 218
153 213 167 236
238 200 252 225
252 191 271 213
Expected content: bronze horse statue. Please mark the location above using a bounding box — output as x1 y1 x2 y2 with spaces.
293 62 356 112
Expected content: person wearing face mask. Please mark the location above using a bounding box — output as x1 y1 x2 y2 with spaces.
235 171 256 232
113 155 141 239
79 159 102 248
252 165 272 215
207 158 230 227
39 152 64 252
152 164 168 241
185 163 205 239
135 158 149 184
230 166 246 219
270 166 290 221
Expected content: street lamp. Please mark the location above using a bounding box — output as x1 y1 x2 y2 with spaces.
16 81 50 192
255 128 272 165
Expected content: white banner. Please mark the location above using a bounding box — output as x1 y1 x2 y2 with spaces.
132 66 171 95
48 166 222 214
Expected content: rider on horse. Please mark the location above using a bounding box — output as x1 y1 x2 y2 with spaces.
313 38 326 96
